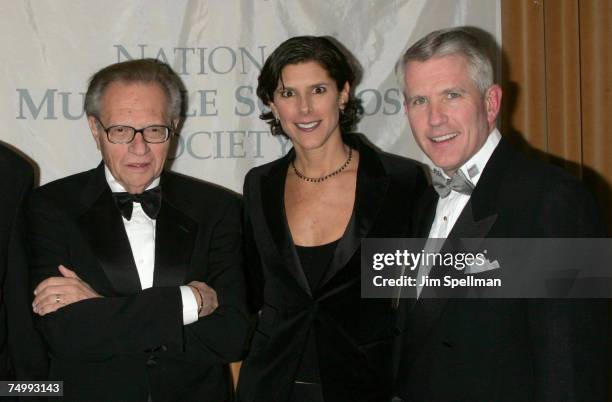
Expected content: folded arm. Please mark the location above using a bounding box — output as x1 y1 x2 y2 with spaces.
27 190 248 364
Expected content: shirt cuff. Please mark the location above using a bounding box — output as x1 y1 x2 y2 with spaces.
180 285 199 325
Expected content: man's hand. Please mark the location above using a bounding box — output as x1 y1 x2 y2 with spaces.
188 281 218 318
33 265 102 316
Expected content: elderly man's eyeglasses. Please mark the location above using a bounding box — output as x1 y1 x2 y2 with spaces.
95 117 173 144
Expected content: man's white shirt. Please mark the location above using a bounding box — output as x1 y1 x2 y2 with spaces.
428 129 501 238
416 129 502 297
105 166 198 324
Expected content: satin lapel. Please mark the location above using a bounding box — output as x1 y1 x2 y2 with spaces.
153 186 198 286
407 142 510 363
444 140 511 240
422 200 497 289
448 200 498 239
319 139 390 288
460 137 512 229
261 153 311 297
405 206 499 366
77 165 142 295
396 187 438 310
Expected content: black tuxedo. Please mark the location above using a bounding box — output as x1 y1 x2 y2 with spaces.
236 134 426 402
0 144 48 382
394 138 609 402
27 164 249 401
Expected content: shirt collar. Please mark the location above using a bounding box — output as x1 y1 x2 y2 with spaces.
432 128 501 186
104 165 160 193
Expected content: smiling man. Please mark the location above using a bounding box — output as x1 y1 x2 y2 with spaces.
27 59 248 401
393 27 608 402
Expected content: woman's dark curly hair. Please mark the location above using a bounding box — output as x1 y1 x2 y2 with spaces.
256 35 363 137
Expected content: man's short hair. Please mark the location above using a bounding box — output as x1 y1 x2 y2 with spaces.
84 58 184 121
399 27 494 94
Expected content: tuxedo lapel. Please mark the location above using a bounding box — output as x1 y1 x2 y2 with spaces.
427 200 497 286
405 139 511 365
463 138 512 228
77 164 142 295
409 205 497 348
319 137 389 289
260 153 311 297
444 140 515 239
447 201 498 239
153 176 198 286
400 187 450 356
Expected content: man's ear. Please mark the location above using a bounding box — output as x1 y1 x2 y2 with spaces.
172 118 181 133
484 84 502 127
87 116 102 150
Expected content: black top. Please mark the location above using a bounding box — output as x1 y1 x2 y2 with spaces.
295 239 340 292
293 239 340 385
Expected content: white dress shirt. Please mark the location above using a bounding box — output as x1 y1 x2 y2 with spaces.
416 129 502 297
428 129 502 238
105 166 198 325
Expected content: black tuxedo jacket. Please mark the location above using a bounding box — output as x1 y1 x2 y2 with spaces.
27 164 249 402
236 134 427 402
0 144 48 382
395 138 609 402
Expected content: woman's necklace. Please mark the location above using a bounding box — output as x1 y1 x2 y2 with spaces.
292 147 352 183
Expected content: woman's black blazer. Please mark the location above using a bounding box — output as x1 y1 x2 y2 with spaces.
237 133 426 402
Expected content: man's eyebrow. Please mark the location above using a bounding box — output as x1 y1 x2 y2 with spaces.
405 94 425 102
440 87 467 95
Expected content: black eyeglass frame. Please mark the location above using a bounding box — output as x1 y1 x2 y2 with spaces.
94 117 174 144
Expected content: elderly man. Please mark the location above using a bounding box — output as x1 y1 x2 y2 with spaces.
394 28 608 401
28 59 248 401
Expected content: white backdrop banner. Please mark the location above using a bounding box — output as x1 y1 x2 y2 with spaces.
1 0 500 193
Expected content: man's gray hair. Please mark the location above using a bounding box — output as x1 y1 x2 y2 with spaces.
399 27 494 94
84 58 184 121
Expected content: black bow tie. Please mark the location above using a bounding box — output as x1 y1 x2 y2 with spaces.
112 187 161 220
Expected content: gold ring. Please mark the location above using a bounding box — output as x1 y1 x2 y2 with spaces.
55 294 61 304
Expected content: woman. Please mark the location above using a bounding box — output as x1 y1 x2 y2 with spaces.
237 36 425 402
